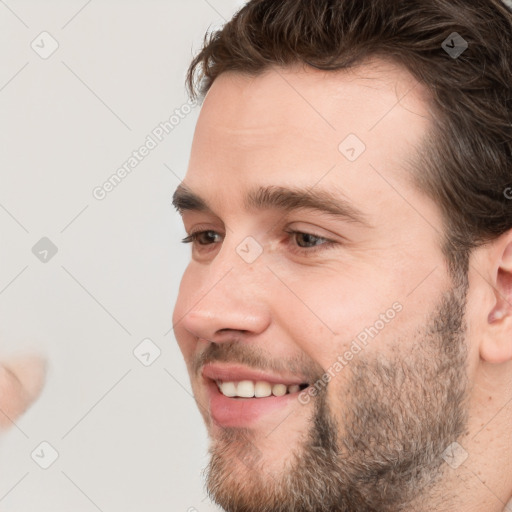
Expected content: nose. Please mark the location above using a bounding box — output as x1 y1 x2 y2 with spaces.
177 252 271 344
182 304 269 344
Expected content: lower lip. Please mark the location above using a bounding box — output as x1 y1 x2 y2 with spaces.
206 379 301 428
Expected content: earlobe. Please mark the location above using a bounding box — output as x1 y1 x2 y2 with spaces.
479 318 512 364
480 240 512 364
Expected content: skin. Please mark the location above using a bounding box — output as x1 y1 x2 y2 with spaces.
172 59 512 511
0 354 46 430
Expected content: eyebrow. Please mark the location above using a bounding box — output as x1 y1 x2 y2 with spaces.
172 183 370 226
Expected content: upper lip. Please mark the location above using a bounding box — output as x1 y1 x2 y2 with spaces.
201 363 308 386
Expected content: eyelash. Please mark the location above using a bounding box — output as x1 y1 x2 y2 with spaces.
181 229 337 256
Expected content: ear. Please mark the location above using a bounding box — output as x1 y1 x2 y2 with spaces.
479 234 512 364
0 354 46 430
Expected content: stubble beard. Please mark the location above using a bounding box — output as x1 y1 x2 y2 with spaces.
205 282 470 512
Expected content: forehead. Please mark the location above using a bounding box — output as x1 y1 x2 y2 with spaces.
197 58 431 138
186 58 433 217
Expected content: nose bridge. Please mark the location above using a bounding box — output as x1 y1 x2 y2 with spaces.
181 234 270 339
207 230 268 296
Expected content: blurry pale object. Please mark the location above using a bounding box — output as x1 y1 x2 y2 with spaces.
0 354 46 430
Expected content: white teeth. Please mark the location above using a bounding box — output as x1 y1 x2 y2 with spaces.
217 380 304 398
219 381 237 397
254 381 272 397
236 380 255 398
272 383 287 396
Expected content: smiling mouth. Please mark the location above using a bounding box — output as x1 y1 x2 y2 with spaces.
216 380 309 398
203 364 313 426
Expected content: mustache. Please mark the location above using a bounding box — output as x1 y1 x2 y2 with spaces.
192 341 324 383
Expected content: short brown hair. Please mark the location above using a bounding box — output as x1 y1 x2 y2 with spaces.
187 0 512 275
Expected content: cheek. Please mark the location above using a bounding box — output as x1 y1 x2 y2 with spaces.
273 268 400 365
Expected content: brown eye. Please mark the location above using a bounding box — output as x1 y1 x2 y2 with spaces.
195 231 219 245
294 232 326 248
283 229 337 255
181 230 222 246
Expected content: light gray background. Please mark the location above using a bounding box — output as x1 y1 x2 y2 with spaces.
0 1 244 510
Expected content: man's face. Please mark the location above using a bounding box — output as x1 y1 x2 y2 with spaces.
172 61 479 511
